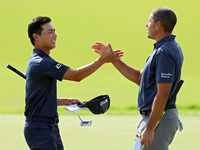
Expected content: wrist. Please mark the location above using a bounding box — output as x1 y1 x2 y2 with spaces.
97 57 105 65
145 125 155 132
145 119 157 131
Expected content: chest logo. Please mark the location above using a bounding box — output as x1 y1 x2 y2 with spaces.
55 63 62 69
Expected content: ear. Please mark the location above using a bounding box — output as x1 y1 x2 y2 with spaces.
33 33 40 42
156 21 162 29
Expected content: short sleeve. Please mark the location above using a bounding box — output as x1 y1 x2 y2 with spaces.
40 58 70 81
155 49 175 83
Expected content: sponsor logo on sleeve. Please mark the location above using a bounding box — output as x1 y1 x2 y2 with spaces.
161 73 172 78
55 63 62 69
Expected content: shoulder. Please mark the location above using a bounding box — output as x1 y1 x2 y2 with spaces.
40 56 58 70
158 41 181 59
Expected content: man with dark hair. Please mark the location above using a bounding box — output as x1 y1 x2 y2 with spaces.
151 7 177 33
92 7 183 150
28 16 51 46
24 16 123 150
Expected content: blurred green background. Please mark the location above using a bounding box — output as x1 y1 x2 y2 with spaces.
1 0 199 114
1 0 200 150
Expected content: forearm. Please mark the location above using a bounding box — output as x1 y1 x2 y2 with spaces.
145 96 167 131
75 58 104 81
57 98 69 106
63 58 104 82
146 83 172 130
57 98 82 106
112 60 142 86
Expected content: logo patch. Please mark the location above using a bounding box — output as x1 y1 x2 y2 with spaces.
55 63 62 69
161 73 172 78
100 99 108 106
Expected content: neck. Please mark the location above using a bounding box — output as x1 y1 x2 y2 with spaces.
34 46 51 55
155 32 171 42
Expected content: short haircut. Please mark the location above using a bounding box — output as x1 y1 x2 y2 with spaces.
151 7 177 33
28 16 51 46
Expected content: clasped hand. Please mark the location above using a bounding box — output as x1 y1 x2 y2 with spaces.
91 42 124 62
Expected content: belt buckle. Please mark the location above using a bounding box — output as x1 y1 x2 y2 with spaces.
140 110 150 116
140 111 145 116
141 111 146 116
54 118 58 125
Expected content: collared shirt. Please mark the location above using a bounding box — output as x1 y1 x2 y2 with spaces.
25 49 70 118
138 35 183 111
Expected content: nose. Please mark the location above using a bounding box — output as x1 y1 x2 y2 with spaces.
145 22 148 27
54 33 57 38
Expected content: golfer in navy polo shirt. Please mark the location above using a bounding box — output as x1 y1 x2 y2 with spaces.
92 7 183 150
24 16 123 150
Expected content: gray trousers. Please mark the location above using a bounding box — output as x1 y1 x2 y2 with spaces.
135 109 180 150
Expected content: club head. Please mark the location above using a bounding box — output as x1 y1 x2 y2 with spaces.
80 120 92 126
133 139 143 150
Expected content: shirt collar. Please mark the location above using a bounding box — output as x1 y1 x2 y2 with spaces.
33 48 49 57
153 34 176 49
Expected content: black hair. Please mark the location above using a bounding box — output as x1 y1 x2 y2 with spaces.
28 16 51 46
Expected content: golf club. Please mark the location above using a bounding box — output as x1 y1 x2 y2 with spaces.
6 64 26 79
74 112 92 126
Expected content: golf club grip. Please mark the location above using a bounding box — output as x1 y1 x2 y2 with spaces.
7 64 26 79
165 79 184 110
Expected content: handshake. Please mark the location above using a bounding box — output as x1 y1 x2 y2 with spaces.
91 42 124 63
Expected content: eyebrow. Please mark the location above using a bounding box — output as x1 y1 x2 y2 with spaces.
47 28 55 32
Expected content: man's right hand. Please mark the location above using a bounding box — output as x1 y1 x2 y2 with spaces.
91 42 124 63
91 42 111 55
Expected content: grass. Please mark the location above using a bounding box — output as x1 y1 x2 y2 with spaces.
0 114 199 150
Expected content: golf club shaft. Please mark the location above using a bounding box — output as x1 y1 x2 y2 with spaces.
7 64 26 79
165 79 184 110
74 112 83 122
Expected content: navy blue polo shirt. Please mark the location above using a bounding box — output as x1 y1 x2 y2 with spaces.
138 35 183 111
25 49 70 118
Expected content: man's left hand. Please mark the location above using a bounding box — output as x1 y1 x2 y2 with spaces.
140 128 154 147
66 98 83 106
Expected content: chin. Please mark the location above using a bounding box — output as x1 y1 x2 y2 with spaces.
147 34 153 39
49 46 56 50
